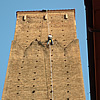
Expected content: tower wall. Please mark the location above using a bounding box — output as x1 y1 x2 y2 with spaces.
2 10 86 100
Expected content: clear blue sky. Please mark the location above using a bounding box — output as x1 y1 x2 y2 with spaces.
0 0 90 100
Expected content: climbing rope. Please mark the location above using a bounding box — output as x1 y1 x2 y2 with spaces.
46 10 54 100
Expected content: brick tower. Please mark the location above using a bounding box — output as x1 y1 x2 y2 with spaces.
2 9 86 100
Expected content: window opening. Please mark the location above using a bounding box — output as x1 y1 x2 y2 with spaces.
35 66 37 68
67 91 69 93
33 85 35 87
64 14 68 19
67 84 69 86
22 61 24 63
23 15 26 21
32 90 35 93
67 71 69 73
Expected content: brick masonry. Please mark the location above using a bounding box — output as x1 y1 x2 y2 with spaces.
2 9 86 100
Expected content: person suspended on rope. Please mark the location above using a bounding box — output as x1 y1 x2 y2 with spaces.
47 34 53 45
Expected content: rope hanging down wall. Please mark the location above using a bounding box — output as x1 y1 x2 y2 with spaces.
46 10 54 100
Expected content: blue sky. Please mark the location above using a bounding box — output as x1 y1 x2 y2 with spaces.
0 0 90 100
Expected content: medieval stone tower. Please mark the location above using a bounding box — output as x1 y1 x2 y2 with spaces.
2 9 86 100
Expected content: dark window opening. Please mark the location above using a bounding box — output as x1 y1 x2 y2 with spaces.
32 90 35 93
50 90 53 93
67 71 69 73
17 86 19 87
33 85 35 87
67 98 69 100
33 79 35 80
22 61 24 63
18 79 20 81
63 35 64 36
62 30 64 31
21 67 23 68
67 78 69 79
65 65 67 67
64 60 66 61
19 73 21 74
67 84 69 86
67 91 69 93
34 72 36 74
17 93 19 94
35 66 37 68
36 61 38 62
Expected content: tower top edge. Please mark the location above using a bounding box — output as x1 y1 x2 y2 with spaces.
16 9 75 14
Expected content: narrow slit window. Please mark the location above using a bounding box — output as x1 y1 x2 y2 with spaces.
64 14 68 19
23 15 26 21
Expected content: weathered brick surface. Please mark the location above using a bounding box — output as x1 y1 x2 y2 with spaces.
2 10 86 100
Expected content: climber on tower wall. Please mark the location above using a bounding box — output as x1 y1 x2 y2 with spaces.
47 34 53 45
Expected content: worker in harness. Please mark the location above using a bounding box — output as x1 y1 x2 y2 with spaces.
47 34 53 45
